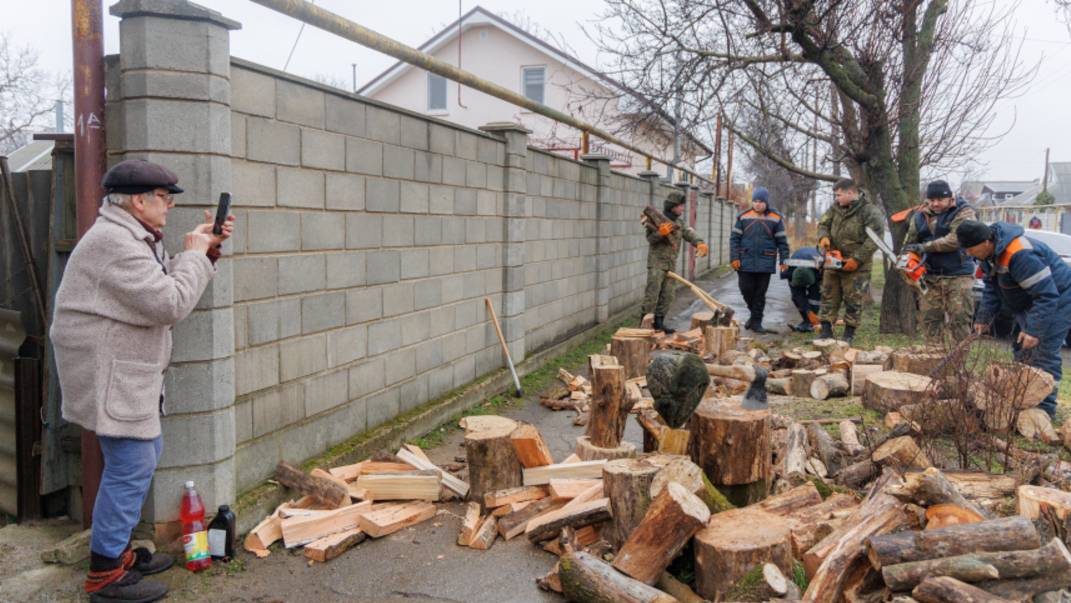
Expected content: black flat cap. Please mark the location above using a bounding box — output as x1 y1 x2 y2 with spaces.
926 179 953 199
102 159 183 195
955 220 993 248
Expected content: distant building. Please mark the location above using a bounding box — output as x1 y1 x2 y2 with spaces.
359 6 709 175
960 179 1039 206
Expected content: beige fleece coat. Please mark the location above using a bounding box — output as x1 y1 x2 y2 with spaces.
51 203 215 439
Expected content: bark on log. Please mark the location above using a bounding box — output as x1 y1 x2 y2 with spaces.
636 408 666 453
912 576 1012 603
586 360 630 448
275 461 349 509
575 436 636 461
559 551 678 603
691 311 715 331
612 336 651 381
865 516 1041 569
755 482 823 515
656 572 706 603
863 371 934 413
602 457 661 549
883 537 1071 591
705 363 756 382
840 420 865 456
887 467 989 519
785 493 859 558
943 472 1018 502
838 458 879 488
852 364 885 396
689 399 771 489
887 347 946 376
525 498 611 543
853 350 889 365
813 339 851 364
1017 484 1071 521
810 373 850 400
613 482 711 585
873 436 932 470
649 456 734 514
465 419 523 506
807 423 843 477
781 422 808 484
791 369 827 397
694 508 794 601
974 571 1071 600
768 377 792 395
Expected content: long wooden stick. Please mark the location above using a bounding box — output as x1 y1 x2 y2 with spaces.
486 297 522 397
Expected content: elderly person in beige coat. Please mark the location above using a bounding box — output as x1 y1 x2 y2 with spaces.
51 159 234 603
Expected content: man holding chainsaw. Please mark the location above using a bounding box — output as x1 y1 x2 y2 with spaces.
641 190 709 334
816 178 885 344
730 187 790 333
958 219 1071 419
901 180 977 343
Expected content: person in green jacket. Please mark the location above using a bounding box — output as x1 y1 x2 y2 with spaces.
641 191 708 334
815 178 885 344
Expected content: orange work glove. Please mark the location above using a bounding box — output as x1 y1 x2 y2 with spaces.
842 258 860 272
818 237 831 253
731 259 741 270
696 243 709 257
657 223 674 236
779 263 788 273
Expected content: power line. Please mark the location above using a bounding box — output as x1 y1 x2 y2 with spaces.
283 0 317 71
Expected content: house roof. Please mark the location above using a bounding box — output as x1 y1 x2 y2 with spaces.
358 6 712 154
981 180 1037 194
5 140 54 172
1047 162 1071 203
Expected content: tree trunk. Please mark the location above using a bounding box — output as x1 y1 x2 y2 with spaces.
912 576 1012 603
880 246 918 335
586 360 630 448
602 457 662 548
864 516 1040 569
882 537 1071 591
694 508 795 601
613 482 711 585
560 551 678 603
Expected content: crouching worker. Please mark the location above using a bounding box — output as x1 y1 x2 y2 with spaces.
51 160 234 603
958 219 1071 418
641 191 708 334
782 247 823 332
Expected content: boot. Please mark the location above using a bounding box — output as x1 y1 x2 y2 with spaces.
794 320 814 333
749 320 772 334
86 552 168 603
122 547 173 576
816 321 834 340
654 315 675 335
841 325 856 345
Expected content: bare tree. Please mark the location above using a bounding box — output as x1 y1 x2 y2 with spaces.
0 33 70 154
590 0 1034 333
741 102 817 238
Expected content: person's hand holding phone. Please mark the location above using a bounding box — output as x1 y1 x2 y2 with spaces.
194 210 234 246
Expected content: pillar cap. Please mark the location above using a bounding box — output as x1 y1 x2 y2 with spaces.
580 154 612 163
110 0 242 30
479 122 532 134
637 170 662 179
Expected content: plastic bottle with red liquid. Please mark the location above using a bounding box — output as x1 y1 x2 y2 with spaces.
180 481 211 572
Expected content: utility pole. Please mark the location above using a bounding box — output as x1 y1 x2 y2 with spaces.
1043 147 1050 193
352 63 357 93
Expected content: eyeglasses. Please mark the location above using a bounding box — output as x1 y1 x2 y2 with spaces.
153 191 175 205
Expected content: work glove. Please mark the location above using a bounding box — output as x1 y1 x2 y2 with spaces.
818 237 831 253
842 258 860 272
731 259 741 271
779 263 788 274
902 243 925 255
696 243 709 257
658 223 674 236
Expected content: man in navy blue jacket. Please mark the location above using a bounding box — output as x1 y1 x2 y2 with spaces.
730 187 790 333
958 220 1071 417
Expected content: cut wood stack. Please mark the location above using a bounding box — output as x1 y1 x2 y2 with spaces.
689 399 771 506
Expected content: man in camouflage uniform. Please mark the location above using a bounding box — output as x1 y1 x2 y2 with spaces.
642 191 709 334
901 180 977 343
816 178 885 344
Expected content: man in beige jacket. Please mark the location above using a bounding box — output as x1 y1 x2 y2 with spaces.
51 159 234 603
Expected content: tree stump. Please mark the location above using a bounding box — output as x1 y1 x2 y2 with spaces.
465 417 523 507
614 482 711 584
575 436 636 461
612 336 651 381
691 311 715 331
873 436 932 470
603 457 662 548
851 364 884 396
714 325 736 360
887 346 946 376
689 399 771 506
862 371 933 413
694 508 794 601
791 368 827 397
586 356 630 447
810 373 850 400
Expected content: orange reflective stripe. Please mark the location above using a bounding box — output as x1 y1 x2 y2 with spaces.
741 210 759 219
997 237 1028 267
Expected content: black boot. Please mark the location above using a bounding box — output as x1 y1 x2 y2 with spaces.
841 325 856 345
816 321 834 340
123 547 174 576
86 553 168 603
654 315 675 335
794 320 813 333
749 320 771 334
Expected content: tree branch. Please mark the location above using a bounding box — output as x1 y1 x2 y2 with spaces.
725 119 838 182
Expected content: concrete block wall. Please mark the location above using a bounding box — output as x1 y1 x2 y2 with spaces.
104 0 737 522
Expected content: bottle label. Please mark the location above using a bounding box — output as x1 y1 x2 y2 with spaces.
183 530 210 562
208 528 227 558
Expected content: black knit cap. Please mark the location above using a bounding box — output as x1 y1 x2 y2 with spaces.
955 220 993 248
925 179 953 199
102 159 183 195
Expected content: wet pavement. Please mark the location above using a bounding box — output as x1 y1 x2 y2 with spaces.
666 269 797 339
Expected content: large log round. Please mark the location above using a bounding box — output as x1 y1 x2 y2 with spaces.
689 399 771 487
694 508 794 601
862 371 933 413
576 436 636 461
603 457 662 548
612 336 651 381
887 347 946 376
465 418 522 506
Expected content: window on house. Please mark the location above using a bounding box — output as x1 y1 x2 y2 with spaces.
522 66 545 104
428 72 447 112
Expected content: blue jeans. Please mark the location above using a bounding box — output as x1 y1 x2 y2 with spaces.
91 435 163 558
1013 312 1071 418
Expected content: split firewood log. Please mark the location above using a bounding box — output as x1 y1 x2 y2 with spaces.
781 422 809 484
613 482 710 585
1017 484 1071 521
851 364 884 396
1017 408 1060 444
784 493 859 558
886 467 989 519
865 516 1041 569
807 423 843 476
852 350 889 365
839 419 865 456
924 503 983 529
767 377 792 395
790 368 827 398
872 436 932 470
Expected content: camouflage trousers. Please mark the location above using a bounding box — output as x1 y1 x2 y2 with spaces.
642 267 676 317
918 275 975 344
819 267 871 328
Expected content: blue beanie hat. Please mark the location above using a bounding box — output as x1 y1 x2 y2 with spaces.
752 187 769 203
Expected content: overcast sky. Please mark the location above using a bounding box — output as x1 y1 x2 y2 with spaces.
8 0 1070 185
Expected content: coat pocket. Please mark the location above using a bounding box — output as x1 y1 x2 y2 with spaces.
104 359 164 422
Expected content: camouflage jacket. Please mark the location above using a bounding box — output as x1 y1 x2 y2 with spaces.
817 192 885 266
645 213 703 270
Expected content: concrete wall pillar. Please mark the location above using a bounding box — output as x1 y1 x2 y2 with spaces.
480 122 529 364
108 0 241 537
638 170 661 206
582 154 612 322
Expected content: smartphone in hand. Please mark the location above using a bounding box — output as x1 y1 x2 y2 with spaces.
213 192 232 235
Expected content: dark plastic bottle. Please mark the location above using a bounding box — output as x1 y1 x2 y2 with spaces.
180 481 211 572
207 504 236 561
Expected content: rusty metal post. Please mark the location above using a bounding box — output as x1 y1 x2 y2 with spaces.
713 113 723 197
581 131 590 156
726 127 735 205
72 0 106 528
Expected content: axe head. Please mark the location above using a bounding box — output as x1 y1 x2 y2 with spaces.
740 366 769 410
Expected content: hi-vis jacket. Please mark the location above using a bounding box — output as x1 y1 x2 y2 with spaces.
730 207 790 273
976 222 1071 337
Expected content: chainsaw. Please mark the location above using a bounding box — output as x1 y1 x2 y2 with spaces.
865 226 928 295
822 250 846 271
